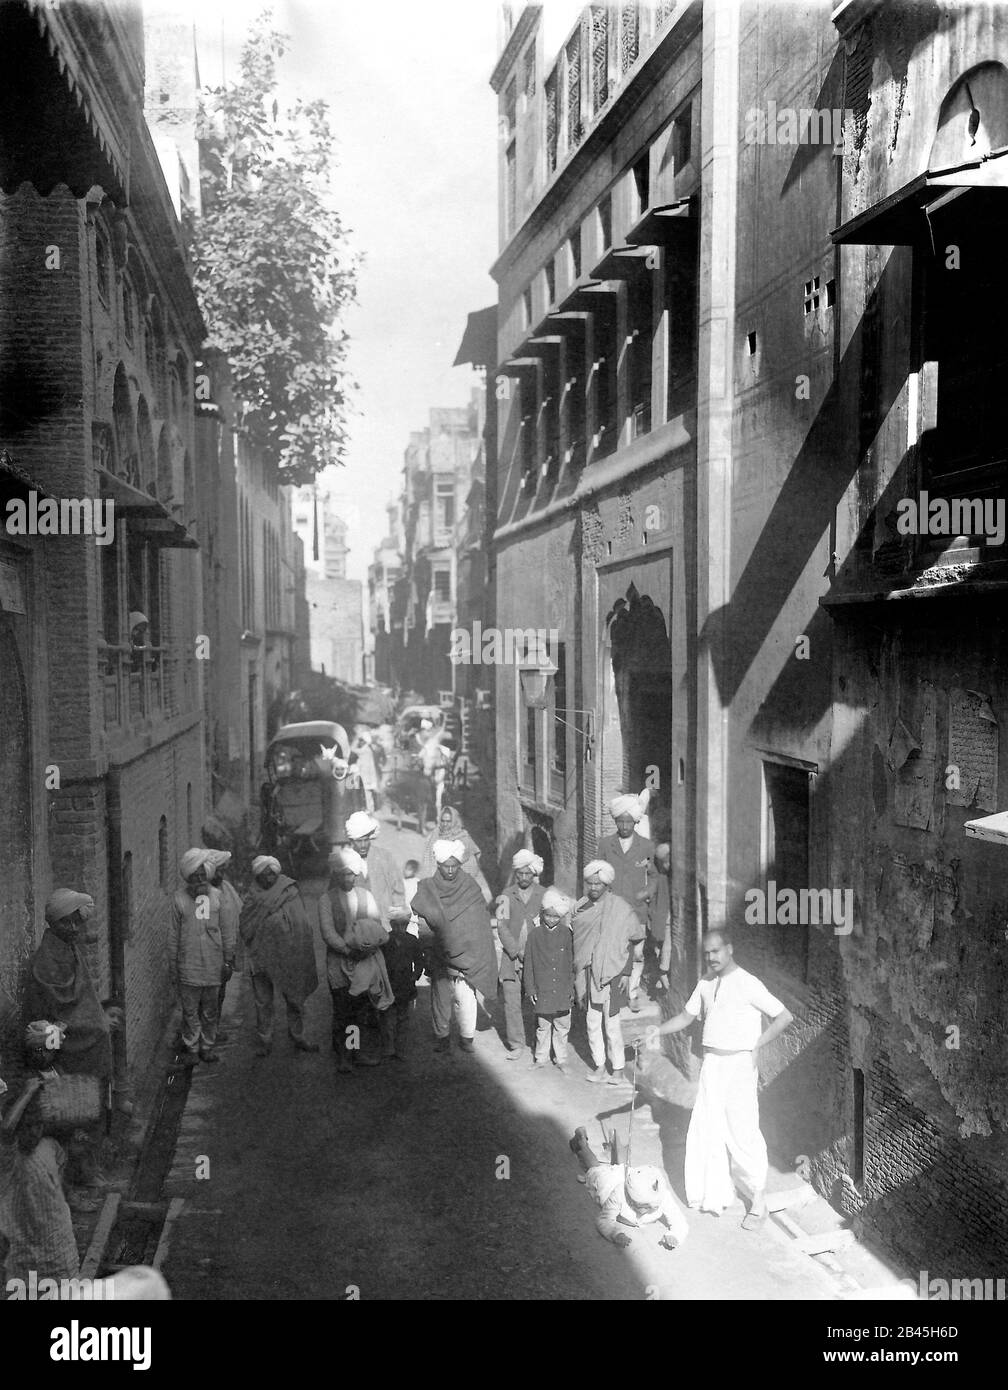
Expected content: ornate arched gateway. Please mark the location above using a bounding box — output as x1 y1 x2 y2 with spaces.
602 581 673 838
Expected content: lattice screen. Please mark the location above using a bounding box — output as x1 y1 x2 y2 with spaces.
565 34 582 149
591 6 609 115
620 5 639 73
545 70 558 172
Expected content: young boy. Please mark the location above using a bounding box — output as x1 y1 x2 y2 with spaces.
380 908 427 1061
523 887 575 1075
402 859 421 938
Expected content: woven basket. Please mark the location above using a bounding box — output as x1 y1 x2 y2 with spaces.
36 1073 103 1131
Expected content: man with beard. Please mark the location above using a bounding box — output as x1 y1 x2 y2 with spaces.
649 927 793 1227
412 840 498 1056
596 795 656 1013
493 849 544 1059
571 861 639 1086
21 889 122 1205
317 848 390 1073
240 856 320 1058
169 850 236 1066
343 811 407 929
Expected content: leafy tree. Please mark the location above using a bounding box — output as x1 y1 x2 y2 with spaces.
187 10 357 483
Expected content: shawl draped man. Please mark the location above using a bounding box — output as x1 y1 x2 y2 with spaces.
573 870 639 1083
572 893 638 1011
318 853 393 1071
23 898 111 1082
413 870 499 1002
240 872 319 1052
413 842 497 1053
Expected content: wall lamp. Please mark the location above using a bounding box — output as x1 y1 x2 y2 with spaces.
518 655 596 760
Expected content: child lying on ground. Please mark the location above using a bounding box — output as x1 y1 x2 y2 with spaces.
570 1125 688 1250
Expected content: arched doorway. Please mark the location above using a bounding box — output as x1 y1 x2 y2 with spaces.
529 822 555 888
0 617 34 1001
603 582 673 829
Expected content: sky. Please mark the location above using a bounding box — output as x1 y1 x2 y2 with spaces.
191 0 502 583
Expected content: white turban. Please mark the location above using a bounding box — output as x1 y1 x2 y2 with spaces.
625 1167 662 1211
330 847 365 875
204 850 231 872
541 888 574 916
512 849 544 875
345 811 379 840
610 794 643 822
179 848 212 880
44 889 95 924
583 860 615 884
251 855 282 877
433 838 465 865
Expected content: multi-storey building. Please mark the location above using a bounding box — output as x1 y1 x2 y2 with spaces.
0 0 206 1099
368 500 405 687
491 0 700 913
292 488 364 685
396 402 482 702
490 0 1008 1275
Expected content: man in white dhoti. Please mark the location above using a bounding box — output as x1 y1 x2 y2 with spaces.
649 927 793 1228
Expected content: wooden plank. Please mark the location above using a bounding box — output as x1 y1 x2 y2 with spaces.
151 1196 186 1271
772 1210 806 1241
80 1191 121 1278
767 1185 817 1213
794 1228 856 1255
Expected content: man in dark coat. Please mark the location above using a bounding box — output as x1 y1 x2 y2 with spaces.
240 857 320 1057
523 888 575 1074
412 839 497 1056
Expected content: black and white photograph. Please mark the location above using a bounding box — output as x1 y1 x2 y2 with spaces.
0 0 1005 1342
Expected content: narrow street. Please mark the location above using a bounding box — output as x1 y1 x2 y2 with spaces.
157 816 833 1301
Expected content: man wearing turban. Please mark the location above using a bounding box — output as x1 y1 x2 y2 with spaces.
596 794 658 1013
20 888 122 1204
317 849 390 1072
412 841 497 1055
344 811 407 930
572 862 640 1085
491 848 545 1059
169 850 236 1066
239 857 319 1058
205 850 242 1043
419 806 492 903
523 887 576 1073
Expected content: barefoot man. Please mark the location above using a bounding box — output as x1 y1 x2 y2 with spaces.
648 927 793 1228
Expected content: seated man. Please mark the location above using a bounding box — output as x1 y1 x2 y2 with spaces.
570 1125 688 1251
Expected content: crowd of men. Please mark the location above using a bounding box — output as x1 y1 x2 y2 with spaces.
0 789 794 1286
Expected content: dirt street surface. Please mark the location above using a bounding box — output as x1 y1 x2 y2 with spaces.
160 818 835 1300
